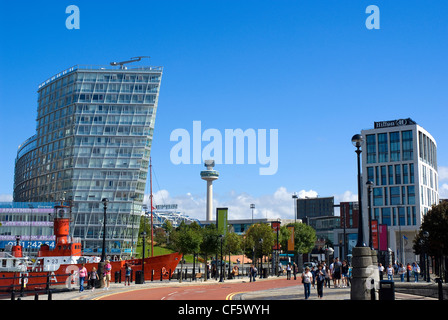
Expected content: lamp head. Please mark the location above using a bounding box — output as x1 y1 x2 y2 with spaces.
351 134 363 148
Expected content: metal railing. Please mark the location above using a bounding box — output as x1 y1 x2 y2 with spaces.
0 272 72 300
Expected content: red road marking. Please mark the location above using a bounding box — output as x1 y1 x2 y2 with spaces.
98 278 302 300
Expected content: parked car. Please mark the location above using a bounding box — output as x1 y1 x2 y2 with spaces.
303 262 317 270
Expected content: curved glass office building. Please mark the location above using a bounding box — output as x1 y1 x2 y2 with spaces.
14 64 163 257
361 118 439 264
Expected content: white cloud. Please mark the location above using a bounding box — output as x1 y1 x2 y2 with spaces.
439 166 448 182
333 190 358 203
439 184 448 200
0 194 13 202
143 187 323 221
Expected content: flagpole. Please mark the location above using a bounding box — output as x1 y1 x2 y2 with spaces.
150 156 154 257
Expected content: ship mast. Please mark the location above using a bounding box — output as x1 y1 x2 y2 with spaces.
150 156 154 257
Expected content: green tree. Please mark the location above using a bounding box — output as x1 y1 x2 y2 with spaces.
169 221 203 282
199 224 220 281
224 232 242 275
243 223 275 262
413 201 448 277
280 222 316 255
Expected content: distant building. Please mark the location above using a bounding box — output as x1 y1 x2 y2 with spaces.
296 196 335 222
361 118 439 264
339 202 359 229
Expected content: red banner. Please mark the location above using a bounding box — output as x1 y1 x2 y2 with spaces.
371 220 378 250
271 221 281 250
379 224 388 251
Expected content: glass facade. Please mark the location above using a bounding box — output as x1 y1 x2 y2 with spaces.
13 65 163 257
363 123 438 229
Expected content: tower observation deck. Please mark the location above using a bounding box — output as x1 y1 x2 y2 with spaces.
200 160 219 222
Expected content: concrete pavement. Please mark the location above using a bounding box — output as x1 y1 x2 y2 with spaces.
5 275 439 301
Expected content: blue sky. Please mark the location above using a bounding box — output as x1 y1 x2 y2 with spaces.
1 1 447 220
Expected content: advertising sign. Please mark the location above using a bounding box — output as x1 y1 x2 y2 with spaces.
216 207 228 236
287 226 294 251
379 224 388 251
371 219 379 250
271 221 281 250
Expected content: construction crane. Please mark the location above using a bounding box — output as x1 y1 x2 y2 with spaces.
110 56 150 69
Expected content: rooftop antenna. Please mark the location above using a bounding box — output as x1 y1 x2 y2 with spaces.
110 56 150 69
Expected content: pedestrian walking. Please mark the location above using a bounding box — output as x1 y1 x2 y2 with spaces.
378 263 384 280
293 262 297 280
89 267 98 291
412 262 420 282
302 266 313 299
315 264 327 299
124 262 132 286
103 259 112 290
386 264 394 281
286 263 292 280
250 264 257 282
79 263 88 292
329 259 335 287
398 263 406 282
347 265 352 287
341 260 349 288
333 258 342 288
406 263 412 282
324 265 331 288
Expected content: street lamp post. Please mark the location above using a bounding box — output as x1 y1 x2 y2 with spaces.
130 194 137 258
259 238 264 278
101 198 108 262
98 198 108 288
250 204 255 225
141 230 146 283
219 235 224 282
423 231 430 282
352 134 366 247
367 180 374 249
292 193 298 223
397 206 404 264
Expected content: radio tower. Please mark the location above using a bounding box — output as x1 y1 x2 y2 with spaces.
200 160 219 222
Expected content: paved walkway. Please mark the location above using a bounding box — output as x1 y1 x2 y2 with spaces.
234 284 350 300
5 276 439 301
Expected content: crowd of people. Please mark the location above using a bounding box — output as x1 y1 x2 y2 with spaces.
378 261 421 282
278 257 352 299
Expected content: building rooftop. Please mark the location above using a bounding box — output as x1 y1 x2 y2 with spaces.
38 64 163 89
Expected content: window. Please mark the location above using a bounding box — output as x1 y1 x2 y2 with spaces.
403 164 409 184
382 208 391 226
388 165 394 185
367 167 374 183
390 187 400 205
395 165 401 184
390 132 400 162
366 134 376 164
406 207 411 226
381 166 387 186
373 188 383 206
378 133 388 162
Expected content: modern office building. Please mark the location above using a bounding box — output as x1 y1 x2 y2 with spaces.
360 118 439 263
13 62 163 257
296 196 335 222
